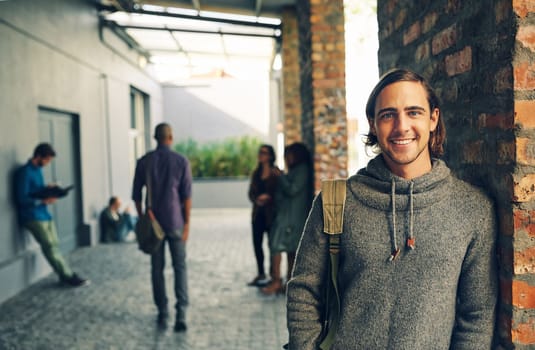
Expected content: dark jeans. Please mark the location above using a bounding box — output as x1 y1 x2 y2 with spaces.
151 231 188 321
252 213 269 276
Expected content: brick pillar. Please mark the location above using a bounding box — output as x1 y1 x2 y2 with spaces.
297 0 347 189
296 0 315 159
376 0 535 347
282 7 302 145
511 1 535 346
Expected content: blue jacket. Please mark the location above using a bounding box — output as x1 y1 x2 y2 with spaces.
15 160 52 224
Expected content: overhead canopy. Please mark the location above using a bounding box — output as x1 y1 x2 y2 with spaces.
97 0 296 83
101 0 296 17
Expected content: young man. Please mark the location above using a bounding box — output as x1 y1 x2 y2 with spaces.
99 196 136 243
132 123 192 332
15 143 88 287
286 69 497 349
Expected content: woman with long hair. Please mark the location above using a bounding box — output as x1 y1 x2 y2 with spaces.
247 144 280 286
262 142 314 295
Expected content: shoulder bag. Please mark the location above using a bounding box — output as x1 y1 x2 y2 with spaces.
135 154 165 254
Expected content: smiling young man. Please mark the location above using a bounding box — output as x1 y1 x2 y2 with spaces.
286 69 498 349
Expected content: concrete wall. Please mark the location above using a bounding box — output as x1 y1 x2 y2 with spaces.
192 179 250 209
0 0 163 304
163 78 271 144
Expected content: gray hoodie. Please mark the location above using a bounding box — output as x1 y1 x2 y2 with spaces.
287 155 497 350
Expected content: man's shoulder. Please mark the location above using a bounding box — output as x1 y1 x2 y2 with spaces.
449 176 494 207
15 162 32 177
98 208 108 222
168 149 190 165
141 150 157 159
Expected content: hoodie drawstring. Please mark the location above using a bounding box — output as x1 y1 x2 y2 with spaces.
389 179 415 262
389 180 400 261
407 182 415 250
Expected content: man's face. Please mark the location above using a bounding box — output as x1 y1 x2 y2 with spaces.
36 155 53 168
111 199 121 211
369 81 439 179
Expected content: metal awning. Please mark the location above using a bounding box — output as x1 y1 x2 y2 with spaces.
100 0 296 17
96 0 295 83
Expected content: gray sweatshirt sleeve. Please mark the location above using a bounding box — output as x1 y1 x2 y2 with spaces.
450 197 498 349
286 194 330 350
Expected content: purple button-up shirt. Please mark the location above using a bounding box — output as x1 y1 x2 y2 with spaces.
132 145 192 232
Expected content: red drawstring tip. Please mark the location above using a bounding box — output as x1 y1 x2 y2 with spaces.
407 237 415 249
389 248 400 261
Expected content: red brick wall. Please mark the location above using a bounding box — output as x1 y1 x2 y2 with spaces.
282 8 302 145
377 0 535 347
511 1 535 346
309 0 348 190
285 0 348 191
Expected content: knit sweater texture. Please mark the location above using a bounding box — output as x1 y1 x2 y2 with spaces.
287 155 498 350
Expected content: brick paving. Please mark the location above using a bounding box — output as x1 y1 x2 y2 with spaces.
0 209 288 350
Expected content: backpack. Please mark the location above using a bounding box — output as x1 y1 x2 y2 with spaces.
319 179 347 350
283 179 347 350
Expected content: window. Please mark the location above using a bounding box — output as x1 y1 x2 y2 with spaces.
129 87 150 179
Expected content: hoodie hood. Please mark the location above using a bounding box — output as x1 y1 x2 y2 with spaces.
348 154 452 260
350 154 451 211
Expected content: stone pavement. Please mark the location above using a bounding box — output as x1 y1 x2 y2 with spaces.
0 209 288 350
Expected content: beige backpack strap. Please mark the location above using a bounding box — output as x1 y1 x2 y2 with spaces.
319 179 347 350
321 179 347 235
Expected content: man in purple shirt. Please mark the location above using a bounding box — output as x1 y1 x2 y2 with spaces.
132 123 192 332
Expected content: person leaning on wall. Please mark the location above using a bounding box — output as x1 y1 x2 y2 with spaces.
286 68 498 349
14 143 89 288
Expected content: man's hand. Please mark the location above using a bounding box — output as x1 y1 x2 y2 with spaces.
147 208 155 221
42 197 57 205
182 222 190 242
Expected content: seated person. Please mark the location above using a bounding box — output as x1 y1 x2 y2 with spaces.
99 196 136 243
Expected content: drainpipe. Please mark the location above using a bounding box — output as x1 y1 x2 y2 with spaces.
100 73 114 198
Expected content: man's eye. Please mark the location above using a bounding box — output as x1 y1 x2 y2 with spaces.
408 110 423 117
379 113 395 119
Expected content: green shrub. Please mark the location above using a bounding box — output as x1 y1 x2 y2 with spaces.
174 136 263 178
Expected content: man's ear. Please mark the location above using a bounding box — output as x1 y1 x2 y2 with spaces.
430 108 439 132
368 118 376 135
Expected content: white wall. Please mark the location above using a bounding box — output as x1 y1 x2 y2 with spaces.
163 78 271 144
192 179 251 209
0 0 162 304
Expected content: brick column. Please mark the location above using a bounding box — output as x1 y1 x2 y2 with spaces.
308 0 348 190
376 0 535 347
282 7 302 145
511 1 535 346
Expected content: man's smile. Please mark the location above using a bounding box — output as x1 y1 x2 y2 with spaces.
390 138 415 145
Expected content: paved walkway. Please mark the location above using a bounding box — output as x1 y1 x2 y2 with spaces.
0 209 288 350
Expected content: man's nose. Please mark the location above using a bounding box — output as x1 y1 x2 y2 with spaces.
394 113 410 131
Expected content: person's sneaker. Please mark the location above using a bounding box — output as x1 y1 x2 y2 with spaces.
63 273 89 287
174 320 187 332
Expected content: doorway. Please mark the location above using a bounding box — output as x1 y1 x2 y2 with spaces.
38 108 82 254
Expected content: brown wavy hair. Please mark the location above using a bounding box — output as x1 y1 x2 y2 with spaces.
364 68 446 158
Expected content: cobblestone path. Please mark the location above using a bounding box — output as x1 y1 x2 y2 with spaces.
0 209 288 350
